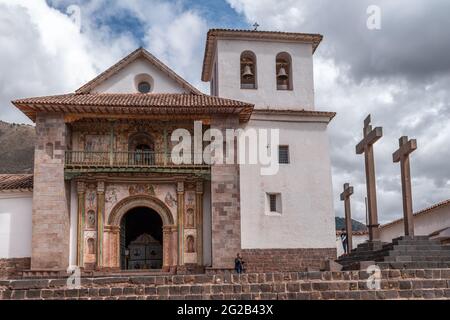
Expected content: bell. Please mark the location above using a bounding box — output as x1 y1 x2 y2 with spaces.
277 66 288 80
242 65 254 80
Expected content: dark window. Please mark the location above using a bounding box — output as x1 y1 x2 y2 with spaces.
138 81 151 93
269 194 277 212
279 145 290 164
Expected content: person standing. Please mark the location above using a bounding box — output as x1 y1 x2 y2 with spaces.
340 229 348 254
234 253 245 274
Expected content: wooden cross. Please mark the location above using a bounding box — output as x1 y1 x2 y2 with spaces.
340 183 354 253
356 115 383 241
253 22 260 31
393 136 417 236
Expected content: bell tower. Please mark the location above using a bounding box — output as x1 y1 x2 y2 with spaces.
201 29 337 265
202 29 322 110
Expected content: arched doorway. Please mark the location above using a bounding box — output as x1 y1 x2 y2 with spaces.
120 207 163 270
105 195 177 271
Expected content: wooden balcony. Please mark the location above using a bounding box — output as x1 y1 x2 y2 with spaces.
64 151 210 176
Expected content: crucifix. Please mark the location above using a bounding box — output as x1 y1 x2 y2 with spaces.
356 115 383 241
340 183 354 253
393 136 417 236
253 22 260 31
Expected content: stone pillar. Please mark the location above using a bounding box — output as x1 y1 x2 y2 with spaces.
171 227 178 269
103 225 120 269
196 180 204 265
76 181 86 267
177 181 185 265
163 225 177 270
31 113 70 270
210 115 241 269
96 181 105 269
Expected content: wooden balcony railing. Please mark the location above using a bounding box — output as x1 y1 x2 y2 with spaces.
65 151 208 168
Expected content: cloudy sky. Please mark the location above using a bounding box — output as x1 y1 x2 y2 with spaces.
1 0 449 225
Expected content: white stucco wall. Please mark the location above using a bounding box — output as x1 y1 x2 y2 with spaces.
0 192 33 258
92 58 189 94
215 39 315 110
379 203 450 243
239 116 335 249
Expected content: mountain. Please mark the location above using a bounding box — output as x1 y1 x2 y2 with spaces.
335 217 367 231
0 120 35 173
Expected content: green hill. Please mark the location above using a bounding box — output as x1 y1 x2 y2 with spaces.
335 217 367 231
0 120 35 173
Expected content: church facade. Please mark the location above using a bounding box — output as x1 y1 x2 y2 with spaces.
1 29 337 276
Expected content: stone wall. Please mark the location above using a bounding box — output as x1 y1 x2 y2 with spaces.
210 116 241 269
241 248 337 272
2 269 450 300
0 258 31 279
32 113 70 270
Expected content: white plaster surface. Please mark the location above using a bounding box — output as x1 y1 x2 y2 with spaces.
379 203 450 242
0 192 32 258
92 58 189 94
239 118 336 249
214 39 315 110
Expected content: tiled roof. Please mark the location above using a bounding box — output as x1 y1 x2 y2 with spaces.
76 47 202 95
0 174 33 191
202 29 323 81
380 199 450 229
12 93 254 123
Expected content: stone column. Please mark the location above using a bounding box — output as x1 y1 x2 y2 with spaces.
177 181 185 265
210 115 241 269
96 181 105 269
76 181 86 267
103 225 120 269
171 227 178 270
162 225 175 270
196 180 204 265
31 113 70 270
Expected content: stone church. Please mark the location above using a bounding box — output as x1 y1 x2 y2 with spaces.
0 29 337 277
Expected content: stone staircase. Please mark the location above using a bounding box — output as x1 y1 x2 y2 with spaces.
338 236 450 270
2 268 450 300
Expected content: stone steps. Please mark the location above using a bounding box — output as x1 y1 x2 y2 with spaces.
2 269 450 300
337 236 450 270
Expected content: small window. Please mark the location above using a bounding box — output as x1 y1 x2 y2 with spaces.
138 81 151 93
240 51 257 89
279 145 290 164
269 194 277 212
267 193 282 214
276 52 293 90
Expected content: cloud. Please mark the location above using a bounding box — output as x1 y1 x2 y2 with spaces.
226 0 450 223
0 0 137 123
0 0 208 123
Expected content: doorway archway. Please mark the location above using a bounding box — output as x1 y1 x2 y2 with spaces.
120 207 163 270
104 195 177 270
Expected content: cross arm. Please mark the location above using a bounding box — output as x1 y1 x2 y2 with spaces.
393 138 417 163
356 127 383 154
340 184 354 200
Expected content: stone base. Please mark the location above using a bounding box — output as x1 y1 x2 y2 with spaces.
241 248 337 272
176 264 205 275
0 258 31 279
2 268 450 300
